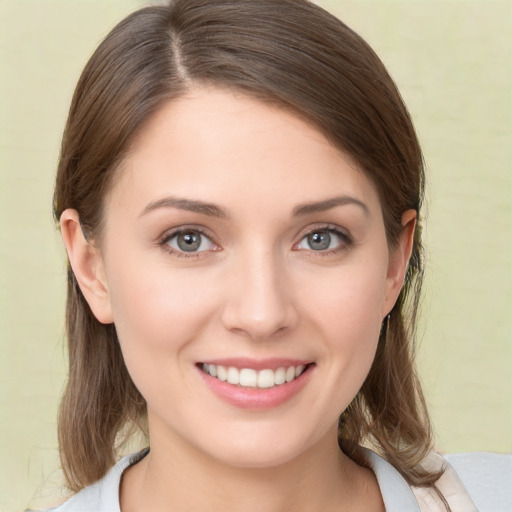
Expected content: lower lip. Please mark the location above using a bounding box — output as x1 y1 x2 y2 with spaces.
197 365 314 410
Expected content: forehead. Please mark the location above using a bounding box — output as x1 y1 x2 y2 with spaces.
108 87 381 216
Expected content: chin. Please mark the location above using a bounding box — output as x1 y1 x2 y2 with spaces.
195 421 332 470
207 444 303 470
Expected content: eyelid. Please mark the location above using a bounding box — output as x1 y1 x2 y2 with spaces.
295 223 352 241
158 225 220 257
293 223 353 252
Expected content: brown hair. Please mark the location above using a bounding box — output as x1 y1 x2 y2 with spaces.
54 0 439 495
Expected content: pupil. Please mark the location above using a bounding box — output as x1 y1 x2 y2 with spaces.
177 232 201 252
308 231 330 251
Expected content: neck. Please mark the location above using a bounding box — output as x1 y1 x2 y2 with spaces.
121 422 382 512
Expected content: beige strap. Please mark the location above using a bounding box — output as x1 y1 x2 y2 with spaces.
412 452 478 512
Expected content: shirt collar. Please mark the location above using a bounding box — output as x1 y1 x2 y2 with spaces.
94 447 422 512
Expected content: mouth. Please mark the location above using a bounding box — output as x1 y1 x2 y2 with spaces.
198 362 314 389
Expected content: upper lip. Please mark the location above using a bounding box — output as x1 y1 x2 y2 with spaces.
198 358 313 371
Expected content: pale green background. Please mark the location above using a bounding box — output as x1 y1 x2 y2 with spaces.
0 1 511 510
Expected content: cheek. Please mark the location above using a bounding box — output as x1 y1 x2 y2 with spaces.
303 260 387 335
105 264 223 410
298 256 387 384
104 257 218 370
283 262 387 430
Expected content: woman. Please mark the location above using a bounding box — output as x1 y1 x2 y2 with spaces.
43 0 503 510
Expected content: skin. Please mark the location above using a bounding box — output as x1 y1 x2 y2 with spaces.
61 87 415 512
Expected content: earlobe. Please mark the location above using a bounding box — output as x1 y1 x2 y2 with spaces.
383 209 417 315
60 209 114 324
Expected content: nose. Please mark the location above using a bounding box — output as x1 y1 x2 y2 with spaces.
221 248 298 340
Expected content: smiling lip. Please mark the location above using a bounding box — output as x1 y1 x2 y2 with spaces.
197 359 315 409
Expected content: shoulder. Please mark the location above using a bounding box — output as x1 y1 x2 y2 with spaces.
37 480 107 512
444 452 512 512
412 451 512 512
363 447 511 512
29 451 147 512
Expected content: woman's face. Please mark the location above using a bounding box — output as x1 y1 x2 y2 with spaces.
70 87 412 468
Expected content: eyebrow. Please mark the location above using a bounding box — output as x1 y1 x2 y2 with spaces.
139 197 229 218
139 194 369 219
292 195 370 217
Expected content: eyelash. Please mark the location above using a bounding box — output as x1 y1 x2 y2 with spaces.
159 226 218 259
294 224 353 256
158 224 352 259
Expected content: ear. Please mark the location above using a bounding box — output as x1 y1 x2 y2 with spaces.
382 209 417 317
60 209 114 324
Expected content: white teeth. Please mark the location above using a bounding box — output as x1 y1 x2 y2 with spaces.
239 368 257 387
227 367 239 385
275 367 286 385
202 364 308 388
217 365 227 381
257 369 275 388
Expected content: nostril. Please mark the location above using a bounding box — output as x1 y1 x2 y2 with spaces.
221 301 298 340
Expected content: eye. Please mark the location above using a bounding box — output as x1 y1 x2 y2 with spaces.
296 228 348 252
164 229 216 253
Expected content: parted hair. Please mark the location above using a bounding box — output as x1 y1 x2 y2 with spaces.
54 0 439 495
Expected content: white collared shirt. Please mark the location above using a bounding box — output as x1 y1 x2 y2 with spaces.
38 449 512 512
